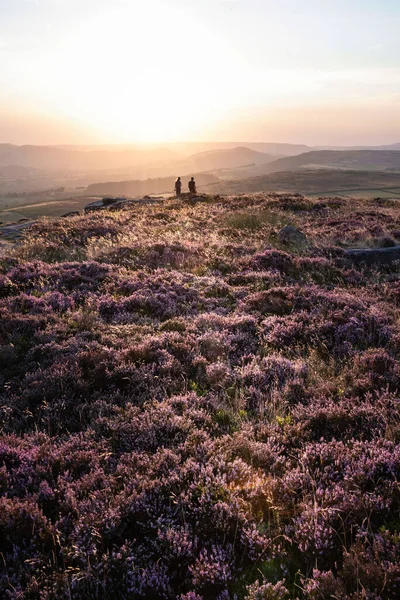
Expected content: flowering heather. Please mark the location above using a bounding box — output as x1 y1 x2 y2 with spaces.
0 193 400 599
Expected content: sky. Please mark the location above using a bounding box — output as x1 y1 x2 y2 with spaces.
0 0 400 145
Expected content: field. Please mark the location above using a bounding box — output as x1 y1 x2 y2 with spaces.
3 169 400 225
0 195 100 224
205 169 400 198
329 188 400 199
0 193 399 598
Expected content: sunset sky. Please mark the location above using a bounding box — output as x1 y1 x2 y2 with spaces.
1 0 400 145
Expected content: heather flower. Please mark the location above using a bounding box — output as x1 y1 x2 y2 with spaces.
189 545 233 587
245 580 290 600
1 193 400 597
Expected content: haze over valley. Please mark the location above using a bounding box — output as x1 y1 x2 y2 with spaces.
1 141 400 223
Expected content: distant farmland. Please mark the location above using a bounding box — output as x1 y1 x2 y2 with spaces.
205 169 400 197
0 195 99 223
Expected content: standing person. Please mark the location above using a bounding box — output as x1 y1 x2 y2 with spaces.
174 177 182 197
188 177 196 195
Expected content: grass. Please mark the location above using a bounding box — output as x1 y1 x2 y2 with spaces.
223 209 296 231
321 188 400 199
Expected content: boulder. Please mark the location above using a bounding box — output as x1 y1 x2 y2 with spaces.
278 225 308 247
84 196 160 214
85 200 106 213
346 245 400 266
62 211 80 218
102 197 119 206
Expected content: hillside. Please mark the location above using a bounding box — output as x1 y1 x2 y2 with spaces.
6 145 400 198
0 145 276 195
167 141 312 156
0 192 399 598
0 144 179 171
263 150 400 174
180 146 275 172
3 168 400 225
205 168 400 196
315 143 400 151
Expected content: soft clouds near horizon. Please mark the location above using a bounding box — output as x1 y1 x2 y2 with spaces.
1 0 399 145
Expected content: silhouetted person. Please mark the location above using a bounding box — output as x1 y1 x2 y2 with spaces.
175 177 182 197
188 177 196 195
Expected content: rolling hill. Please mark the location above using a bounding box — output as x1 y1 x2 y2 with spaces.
174 146 275 173
262 150 400 174
167 141 311 156
0 144 179 171
315 142 400 151
204 168 400 196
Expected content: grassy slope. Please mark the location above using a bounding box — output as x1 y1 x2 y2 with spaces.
205 168 400 197
0 193 399 599
262 150 400 173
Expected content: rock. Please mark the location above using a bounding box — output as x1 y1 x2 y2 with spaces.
346 245 400 266
0 221 34 242
84 196 160 214
278 225 308 246
380 237 397 248
102 197 119 206
85 200 105 213
62 211 80 218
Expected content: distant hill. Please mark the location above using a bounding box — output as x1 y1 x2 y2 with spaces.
0 164 40 178
262 150 400 174
86 173 219 196
178 147 275 173
0 143 310 173
0 144 179 171
374 143 400 151
168 141 310 157
204 169 400 196
314 143 400 151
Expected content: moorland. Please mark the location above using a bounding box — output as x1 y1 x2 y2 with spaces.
0 192 399 598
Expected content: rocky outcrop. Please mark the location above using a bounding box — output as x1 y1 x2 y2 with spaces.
346 245 400 266
84 196 159 214
278 225 308 247
62 211 80 218
0 221 34 243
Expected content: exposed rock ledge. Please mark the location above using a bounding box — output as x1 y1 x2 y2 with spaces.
84 195 160 214
346 245 400 265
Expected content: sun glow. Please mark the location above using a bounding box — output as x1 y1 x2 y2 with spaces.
28 1 238 142
3 0 400 145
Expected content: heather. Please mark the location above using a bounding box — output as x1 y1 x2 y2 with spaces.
0 193 399 599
